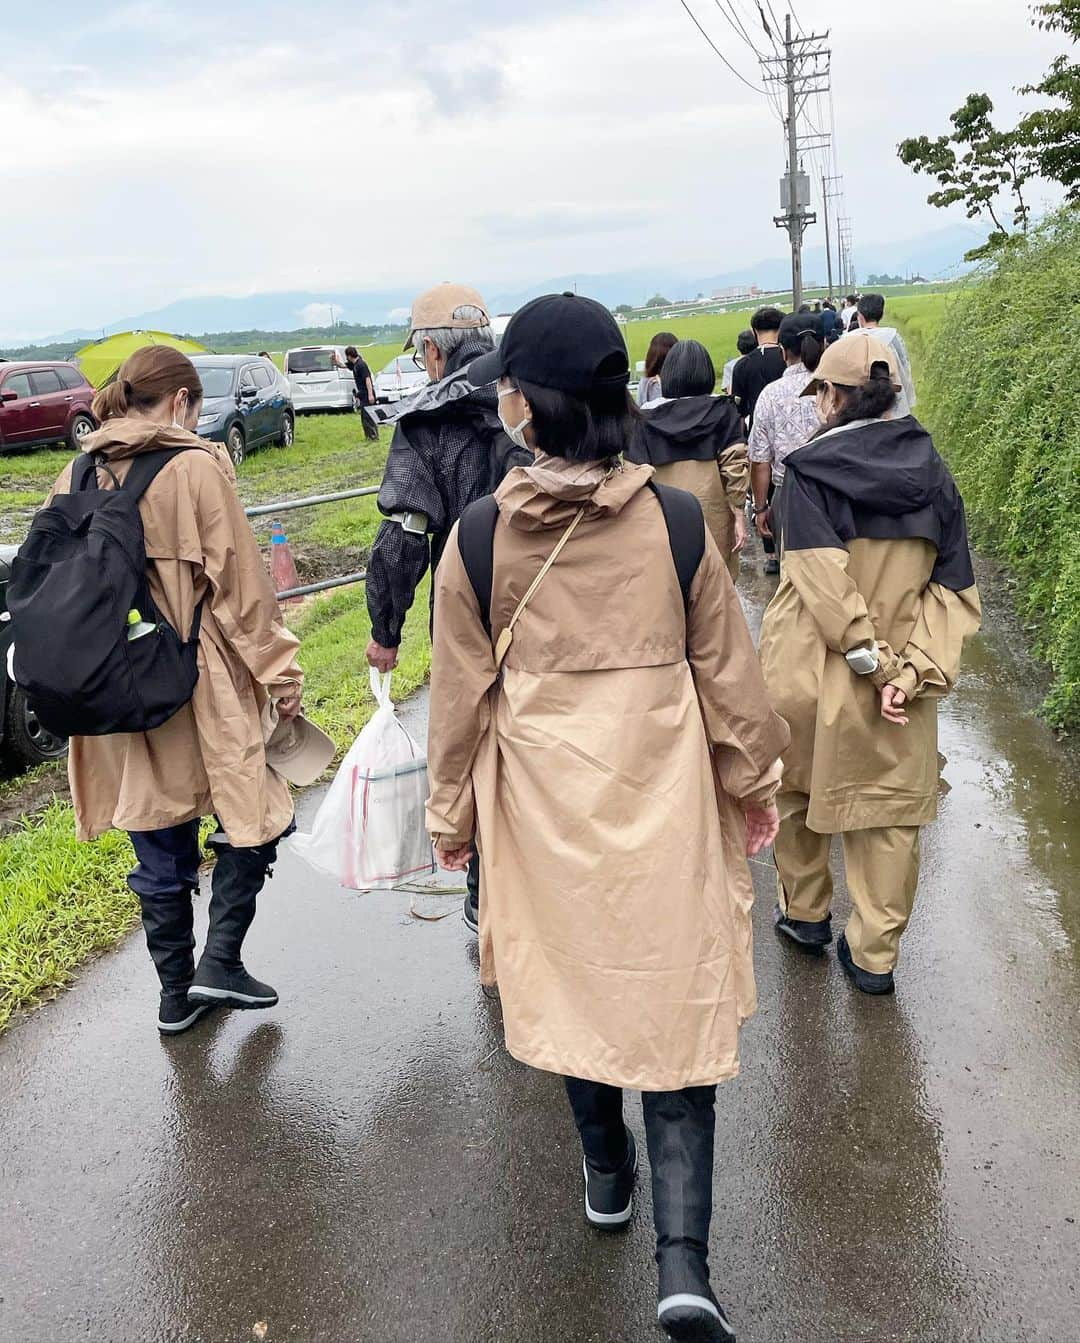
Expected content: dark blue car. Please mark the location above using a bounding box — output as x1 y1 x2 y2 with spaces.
190 355 294 466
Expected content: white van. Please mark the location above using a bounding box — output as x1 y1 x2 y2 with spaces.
283 345 355 413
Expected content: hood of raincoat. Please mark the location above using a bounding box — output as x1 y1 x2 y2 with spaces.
496 456 655 532
779 415 974 592
81 416 227 469
630 395 743 467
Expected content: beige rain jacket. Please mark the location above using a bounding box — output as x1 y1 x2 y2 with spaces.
759 416 981 834
427 457 789 1091
50 419 303 846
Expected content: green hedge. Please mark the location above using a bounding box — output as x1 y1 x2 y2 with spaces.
914 208 1080 726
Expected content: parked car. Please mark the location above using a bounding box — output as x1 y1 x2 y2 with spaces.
284 345 356 413
375 355 429 404
0 545 68 769
0 361 97 454
190 355 294 466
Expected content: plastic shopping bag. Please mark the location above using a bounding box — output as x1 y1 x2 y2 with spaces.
289 670 435 890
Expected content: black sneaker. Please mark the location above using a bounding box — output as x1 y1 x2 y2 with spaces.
837 933 895 995
188 960 279 1009
583 1128 637 1229
463 888 479 936
658 1289 736 1342
158 989 212 1036
773 903 833 948
764 557 780 576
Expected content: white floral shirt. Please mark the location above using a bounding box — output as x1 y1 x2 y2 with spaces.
747 363 819 485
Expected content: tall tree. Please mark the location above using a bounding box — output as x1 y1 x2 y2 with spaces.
1018 1 1080 198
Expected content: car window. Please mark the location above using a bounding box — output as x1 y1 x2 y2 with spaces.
250 365 272 389
286 349 335 374
57 365 86 390
2 373 32 399
30 369 63 395
239 367 258 390
196 366 235 398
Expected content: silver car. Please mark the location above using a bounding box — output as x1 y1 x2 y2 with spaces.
375 355 429 404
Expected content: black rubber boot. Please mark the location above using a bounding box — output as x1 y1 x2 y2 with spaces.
188 840 278 1009
837 933 895 996
463 853 480 935
644 1087 736 1342
773 903 833 949
138 891 211 1035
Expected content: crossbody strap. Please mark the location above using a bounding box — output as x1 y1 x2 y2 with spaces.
494 506 586 670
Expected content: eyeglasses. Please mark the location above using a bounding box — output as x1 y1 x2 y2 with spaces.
411 349 426 371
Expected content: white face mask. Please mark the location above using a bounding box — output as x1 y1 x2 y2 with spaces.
497 387 531 450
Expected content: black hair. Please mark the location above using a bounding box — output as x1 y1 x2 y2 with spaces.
819 362 898 431
736 328 757 356
344 345 359 358
858 293 886 323
751 305 784 334
516 357 636 461
659 340 715 398
778 315 823 372
797 303 811 314
822 300 835 311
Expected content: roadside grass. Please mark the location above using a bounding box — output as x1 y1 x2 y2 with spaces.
0 413 436 1031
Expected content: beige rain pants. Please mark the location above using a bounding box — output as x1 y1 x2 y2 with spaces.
774 791 921 974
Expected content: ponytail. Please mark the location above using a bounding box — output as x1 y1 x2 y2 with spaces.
799 331 823 373
90 346 203 423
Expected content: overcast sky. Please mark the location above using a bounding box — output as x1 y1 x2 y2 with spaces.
1 0 1064 340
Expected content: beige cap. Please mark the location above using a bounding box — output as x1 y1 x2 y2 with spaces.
404 282 491 351
802 331 901 396
263 705 336 786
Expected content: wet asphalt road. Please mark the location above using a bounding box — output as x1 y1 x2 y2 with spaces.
2 560 1079 1343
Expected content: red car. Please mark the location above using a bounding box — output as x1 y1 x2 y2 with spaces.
0 360 97 452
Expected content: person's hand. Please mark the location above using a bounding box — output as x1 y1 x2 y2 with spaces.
881 684 909 725
744 802 780 857
276 693 302 721
436 841 474 872
754 508 772 539
732 508 748 553
366 640 399 673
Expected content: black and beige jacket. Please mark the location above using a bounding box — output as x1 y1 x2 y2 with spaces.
759 416 981 833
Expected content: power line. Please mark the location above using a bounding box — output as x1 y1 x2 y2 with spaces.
712 0 768 58
676 0 770 95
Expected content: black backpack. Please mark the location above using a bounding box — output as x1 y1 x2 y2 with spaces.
458 478 705 636
8 448 204 737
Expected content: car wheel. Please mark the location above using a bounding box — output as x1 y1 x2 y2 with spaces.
68 413 95 452
227 424 246 466
3 684 68 770
278 411 295 447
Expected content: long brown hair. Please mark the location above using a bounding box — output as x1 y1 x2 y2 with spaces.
643 331 677 379
92 346 204 422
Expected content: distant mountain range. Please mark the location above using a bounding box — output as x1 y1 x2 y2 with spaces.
11 223 983 347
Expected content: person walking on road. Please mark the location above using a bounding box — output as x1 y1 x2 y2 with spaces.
636 330 677 406
628 338 749 579
748 313 824 576
721 328 756 395
364 282 529 935
345 344 379 442
43 347 314 1034
730 306 786 427
848 292 917 417
760 332 981 995
426 293 790 1342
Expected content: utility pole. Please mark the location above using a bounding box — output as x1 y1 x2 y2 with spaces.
763 16 831 309
822 173 844 298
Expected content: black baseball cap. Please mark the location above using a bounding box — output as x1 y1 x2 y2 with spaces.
467 292 630 393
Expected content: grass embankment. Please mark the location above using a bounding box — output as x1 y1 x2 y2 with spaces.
0 412 430 1030
898 210 1080 727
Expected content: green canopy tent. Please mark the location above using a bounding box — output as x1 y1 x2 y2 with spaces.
75 330 206 389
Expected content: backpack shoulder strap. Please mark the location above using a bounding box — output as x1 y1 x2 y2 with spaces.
119 447 196 502
457 494 500 636
647 479 706 611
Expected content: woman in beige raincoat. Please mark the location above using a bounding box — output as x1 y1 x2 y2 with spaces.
45 346 306 1035
760 332 981 995
627 338 749 580
426 294 789 1343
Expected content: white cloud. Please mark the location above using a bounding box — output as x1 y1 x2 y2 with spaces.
298 302 345 326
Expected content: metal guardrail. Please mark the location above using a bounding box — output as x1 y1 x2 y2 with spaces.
244 486 379 601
